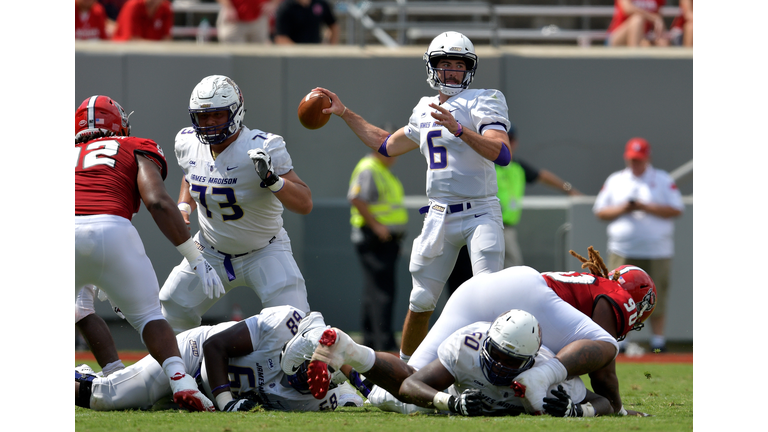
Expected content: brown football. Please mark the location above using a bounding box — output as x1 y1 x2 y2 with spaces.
297 91 332 130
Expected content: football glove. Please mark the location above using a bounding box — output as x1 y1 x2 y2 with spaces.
247 148 280 187
543 385 583 417
223 398 258 412
448 388 484 416
190 255 225 299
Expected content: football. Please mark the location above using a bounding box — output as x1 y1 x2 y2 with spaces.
297 91 332 130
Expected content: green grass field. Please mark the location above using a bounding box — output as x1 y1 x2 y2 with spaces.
75 360 692 432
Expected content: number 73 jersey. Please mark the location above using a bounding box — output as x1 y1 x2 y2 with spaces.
75 136 168 220
541 271 638 339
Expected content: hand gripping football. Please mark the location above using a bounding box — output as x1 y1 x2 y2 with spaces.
298 91 332 130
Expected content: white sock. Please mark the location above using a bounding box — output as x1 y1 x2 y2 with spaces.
161 356 186 379
348 344 376 373
101 360 125 377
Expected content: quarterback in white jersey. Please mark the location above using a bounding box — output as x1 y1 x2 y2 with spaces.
160 75 312 333
310 31 512 360
75 306 350 412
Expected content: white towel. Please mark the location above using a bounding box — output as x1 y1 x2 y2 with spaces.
414 201 447 258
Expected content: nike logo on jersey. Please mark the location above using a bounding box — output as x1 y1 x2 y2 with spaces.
227 166 238 171
474 213 488 218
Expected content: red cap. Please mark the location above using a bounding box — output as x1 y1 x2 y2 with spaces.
624 137 650 161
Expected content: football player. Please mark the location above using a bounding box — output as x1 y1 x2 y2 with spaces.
310 31 512 363
372 310 617 417
75 306 358 412
75 95 224 412
299 247 655 416
159 75 313 334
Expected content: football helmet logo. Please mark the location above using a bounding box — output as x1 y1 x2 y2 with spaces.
188 75 245 145
480 309 541 386
75 95 131 141
609 265 657 332
423 31 478 96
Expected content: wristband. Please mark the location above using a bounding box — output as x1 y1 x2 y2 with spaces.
268 176 285 192
177 202 192 214
453 121 463 137
432 392 452 411
175 237 202 263
215 392 234 410
562 182 572 193
339 106 347 118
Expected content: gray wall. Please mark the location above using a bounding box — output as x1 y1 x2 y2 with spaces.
76 43 692 349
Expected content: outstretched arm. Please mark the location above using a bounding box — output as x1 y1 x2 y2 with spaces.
312 87 418 156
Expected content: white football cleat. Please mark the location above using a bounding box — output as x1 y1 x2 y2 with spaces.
336 382 364 407
169 372 216 412
280 312 329 375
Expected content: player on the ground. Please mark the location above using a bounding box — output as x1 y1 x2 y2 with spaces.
75 95 224 412
160 75 313 333
75 306 360 411
301 247 655 415
311 31 512 362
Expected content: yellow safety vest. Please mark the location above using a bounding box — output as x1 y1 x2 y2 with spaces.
349 156 408 228
496 162 525 226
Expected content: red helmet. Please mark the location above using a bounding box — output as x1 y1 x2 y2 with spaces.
608 265 657 332
75 95 131 141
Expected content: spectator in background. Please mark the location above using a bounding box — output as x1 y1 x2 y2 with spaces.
669 0 692 47
593 137 683 352
496 126 583 268
348 151 408 352
98 0 128 38
607 0 670 47
76 0 108 40
274 0 339 45
112 0 174 41
216 0 282 44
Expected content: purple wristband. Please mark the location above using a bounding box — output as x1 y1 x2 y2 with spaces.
378 135 392 157
453 122 463 137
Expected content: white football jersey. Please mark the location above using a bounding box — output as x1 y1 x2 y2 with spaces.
191 306 341 411
403 89 510 200
438 322 586 415
175 126 294 254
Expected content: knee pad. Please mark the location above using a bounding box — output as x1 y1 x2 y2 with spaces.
408 285 439 313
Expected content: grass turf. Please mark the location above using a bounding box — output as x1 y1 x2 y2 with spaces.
74 361 692 432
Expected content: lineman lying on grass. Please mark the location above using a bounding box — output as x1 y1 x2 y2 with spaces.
75 306 361 412
281 310 648 416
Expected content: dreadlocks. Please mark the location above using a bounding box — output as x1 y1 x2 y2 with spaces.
569 246 618 281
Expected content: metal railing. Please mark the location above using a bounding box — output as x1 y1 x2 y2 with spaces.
171 1 681 47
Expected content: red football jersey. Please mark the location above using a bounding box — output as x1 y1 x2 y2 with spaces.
75 136 167 220
541 271 639 338
75 2 108 40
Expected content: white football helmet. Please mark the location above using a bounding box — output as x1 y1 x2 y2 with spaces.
480 309 541 386
188 75 245 145
423 31 478 96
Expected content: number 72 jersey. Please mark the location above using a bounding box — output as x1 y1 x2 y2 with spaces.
541 271 639 339
75 135 167 220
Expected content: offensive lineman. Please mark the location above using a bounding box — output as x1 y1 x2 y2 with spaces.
312 31 511 362
160 75 313 333
302 247 656 416
75 306 357 411
75 95 224 412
